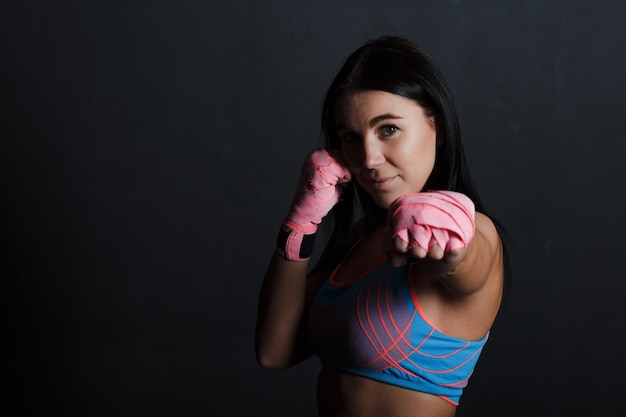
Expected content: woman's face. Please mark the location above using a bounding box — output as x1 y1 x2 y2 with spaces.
335 90 438 209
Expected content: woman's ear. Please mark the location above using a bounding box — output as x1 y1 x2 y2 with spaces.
429 117 444 146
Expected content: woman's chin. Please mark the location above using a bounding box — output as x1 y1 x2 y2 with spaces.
371 193 396 210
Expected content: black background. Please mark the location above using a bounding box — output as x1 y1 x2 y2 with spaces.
3 1 625 416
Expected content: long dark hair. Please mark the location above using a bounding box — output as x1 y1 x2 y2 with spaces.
313 36 510 294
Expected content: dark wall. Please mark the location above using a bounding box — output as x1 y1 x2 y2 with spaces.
3 1 625 416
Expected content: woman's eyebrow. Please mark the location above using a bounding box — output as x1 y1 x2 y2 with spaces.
369 114 403 127
336 114 403 131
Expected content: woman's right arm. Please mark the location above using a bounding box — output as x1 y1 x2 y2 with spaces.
254 148 351 369
254 252 326 369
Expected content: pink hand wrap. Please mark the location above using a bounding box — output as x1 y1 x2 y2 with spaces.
387 191 475 253
278 148 351 261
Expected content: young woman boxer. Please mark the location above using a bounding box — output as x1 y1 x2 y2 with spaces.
255 35 509 417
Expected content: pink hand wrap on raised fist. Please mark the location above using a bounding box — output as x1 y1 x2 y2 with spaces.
278 148 351 261
284 148 352 233
387 191 475 253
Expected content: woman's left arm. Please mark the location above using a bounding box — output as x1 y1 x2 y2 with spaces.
386 191 503 296
428 212 503 295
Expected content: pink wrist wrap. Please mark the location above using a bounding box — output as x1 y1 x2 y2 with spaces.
388 190 475 252
276 225 317 262
278 148 351 262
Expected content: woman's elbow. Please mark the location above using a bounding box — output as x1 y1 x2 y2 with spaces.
255 349 292 370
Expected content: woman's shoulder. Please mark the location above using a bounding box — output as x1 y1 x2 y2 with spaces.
475 211 502 254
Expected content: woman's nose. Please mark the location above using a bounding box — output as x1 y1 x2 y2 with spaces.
363 137 385 169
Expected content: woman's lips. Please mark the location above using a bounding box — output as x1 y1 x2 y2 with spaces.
368 176 396 190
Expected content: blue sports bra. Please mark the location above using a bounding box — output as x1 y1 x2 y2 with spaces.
308 257 488 405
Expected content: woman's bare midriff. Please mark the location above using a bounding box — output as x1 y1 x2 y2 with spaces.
316 367 457 417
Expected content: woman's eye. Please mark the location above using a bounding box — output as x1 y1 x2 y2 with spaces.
380 125 399 137
340 132 359 143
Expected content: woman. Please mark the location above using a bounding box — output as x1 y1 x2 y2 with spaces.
255 35 509 417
